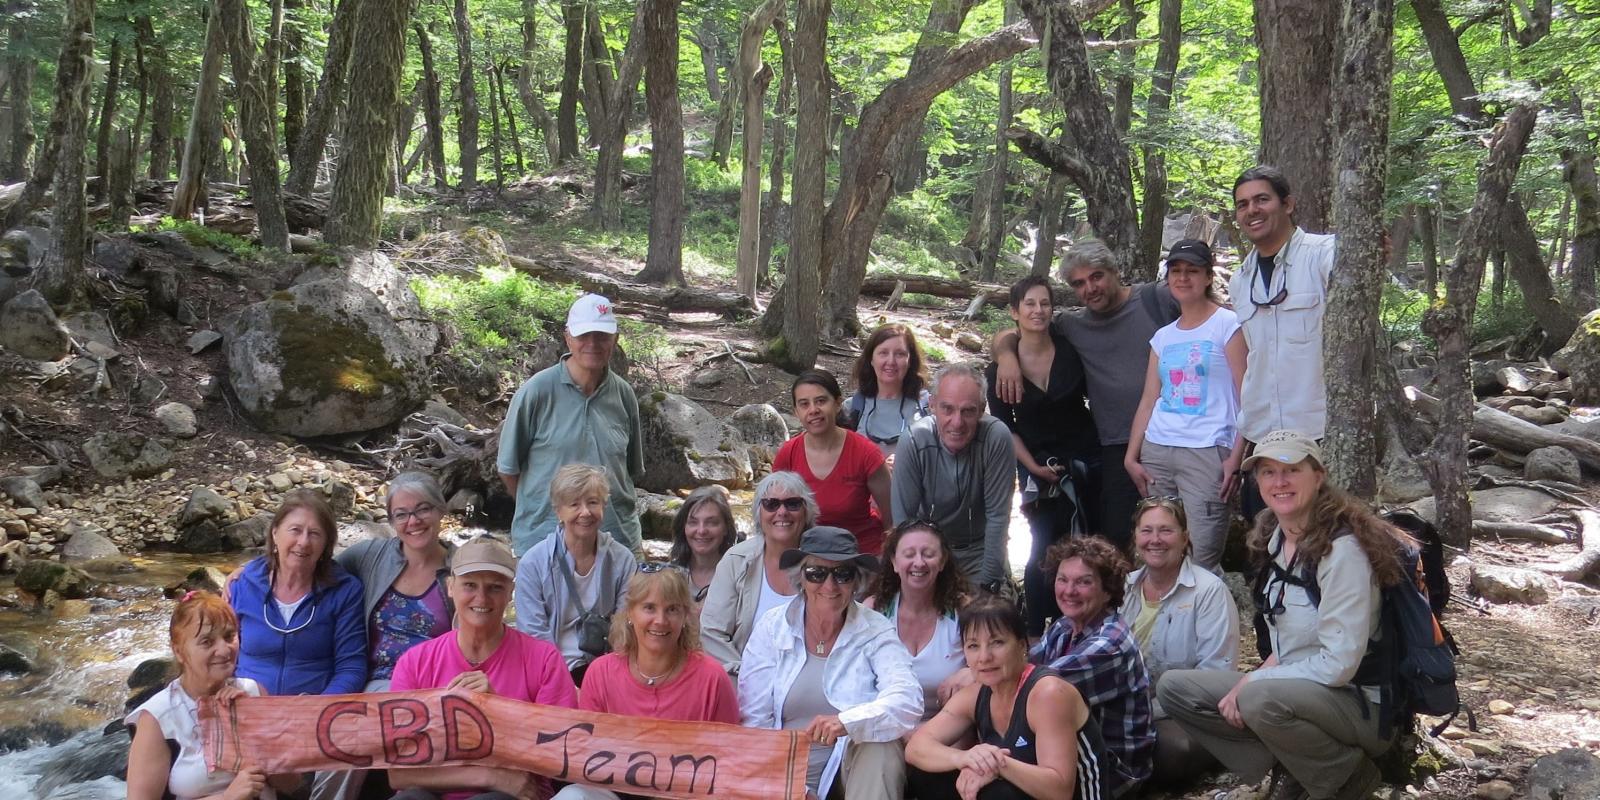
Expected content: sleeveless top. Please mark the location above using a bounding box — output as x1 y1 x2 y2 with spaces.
975 666 1110 800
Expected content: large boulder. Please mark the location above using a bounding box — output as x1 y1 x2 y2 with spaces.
61 523 121 561
1524 445 1582 484
0 476 47 510
637 392 755 492
1527 748 1600 800
224 279 428 437
1469 563 1557 605
1377 438 1431 504
1406 486 1560 527
15 560 93 601
1552 309 1600 406
0 289 71 360
294 251 438 362
154 401 198 438
83 432 172 479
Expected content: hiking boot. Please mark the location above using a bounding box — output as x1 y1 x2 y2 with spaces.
1265 767 1309 800
1332 758 1384 800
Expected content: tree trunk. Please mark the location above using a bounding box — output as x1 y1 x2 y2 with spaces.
484 38 505 190
129 32 149 169
3 0 95 234
556 0 583 161
1252 0 1338 232
518 0 559 165
215 0 288 250
590 4 648 230
138 16 173 180
92 34 121 189
1137 0 1181 272
1419 201 1440 301
1109 0 1137 135
495 62 525 174
1387 204 1414 281
1032 173 1065 276
1321 0 1394 499
693 19 722 103
884 0 982 196
170 9 226 220
733 0 785 299
285 0 360 194
979 3 1015 282
2 7 37 183
264 0 284 132
107 128 134 227
757 20 793 290
1551 188 1571 277
581 2 616 145
325 0 414 247
776 0 828 371
282 0 307 154
452 0 479 193
415 22 449 189
1490 249 1506 310
1561 92 1598 308
32 0 94 304
634 0 685 286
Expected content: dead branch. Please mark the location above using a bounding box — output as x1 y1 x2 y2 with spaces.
859 272 1009 306
1407 387 1600 472
1537 509 1600 582
1473 520 1573 545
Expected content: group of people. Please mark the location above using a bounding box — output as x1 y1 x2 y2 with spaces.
128 163 1419 800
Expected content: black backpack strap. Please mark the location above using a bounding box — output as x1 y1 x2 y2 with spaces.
552 537 599 617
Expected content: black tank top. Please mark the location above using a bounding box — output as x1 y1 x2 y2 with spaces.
975 666 1110 800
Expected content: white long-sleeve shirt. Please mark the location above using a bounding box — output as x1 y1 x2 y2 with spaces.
1248 530 1381 700
1122 556 1240 716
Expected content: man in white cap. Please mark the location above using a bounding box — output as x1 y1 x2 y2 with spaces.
498 293 644 555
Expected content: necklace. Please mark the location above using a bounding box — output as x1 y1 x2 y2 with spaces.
634 657 679 687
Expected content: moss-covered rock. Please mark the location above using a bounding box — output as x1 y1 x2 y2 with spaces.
16 560 94 602
637 392 755 492
1552 309 1600 406
223 279 427 437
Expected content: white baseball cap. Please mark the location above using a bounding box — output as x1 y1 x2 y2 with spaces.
566 293 618 336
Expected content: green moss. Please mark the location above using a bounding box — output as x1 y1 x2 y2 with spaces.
652 391 669 403
270 301 409 404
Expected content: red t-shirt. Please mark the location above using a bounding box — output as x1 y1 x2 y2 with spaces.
772 430 887 554
578 651 741 724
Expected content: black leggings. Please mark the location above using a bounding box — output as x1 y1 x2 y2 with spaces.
907 765 1035 800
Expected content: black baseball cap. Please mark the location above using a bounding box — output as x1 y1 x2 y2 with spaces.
1166 239 1213 268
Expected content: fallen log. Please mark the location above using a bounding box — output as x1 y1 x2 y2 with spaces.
1537 509 1600 582
1472 520 1572 545
860 272 1010 306
1406 387 1600 472
505 253 755 320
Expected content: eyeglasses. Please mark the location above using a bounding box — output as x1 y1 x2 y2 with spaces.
637 561 687 575
802 565 859 585
760 497 807 512
262 598 318 635
1136 495 1184 510
390 503 439 525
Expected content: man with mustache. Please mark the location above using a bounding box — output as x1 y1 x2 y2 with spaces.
1227 166 1336 520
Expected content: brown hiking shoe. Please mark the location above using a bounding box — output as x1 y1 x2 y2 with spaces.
1333 758 1384 800
1265 767 1309 800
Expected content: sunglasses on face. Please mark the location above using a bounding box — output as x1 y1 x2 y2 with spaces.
760 497 807 512
802 565 860 585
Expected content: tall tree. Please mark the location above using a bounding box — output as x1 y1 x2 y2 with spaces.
517 0 560 165
215 0 289 250
32 0 94 304
555 0 583 161
635 0 686 286
281 0 307 153
452 0 479 192
1321 0 1395 498
589 4 648 230
326 0 416 247
92 34 121 186
1252 0 1339 231
414 21 449 189
286 0 360 194
979 0 1016 282
2 4 37 182
170 8 225 219
776 0 828 371
1561 93 1598 307
1136 0 1182 268
137 15 173 179
732 0 784 300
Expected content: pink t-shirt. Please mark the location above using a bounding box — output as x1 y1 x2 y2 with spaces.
772 430 887 554
578 651 741 724
391 628 578 800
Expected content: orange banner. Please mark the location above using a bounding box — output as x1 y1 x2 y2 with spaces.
200 689 806 800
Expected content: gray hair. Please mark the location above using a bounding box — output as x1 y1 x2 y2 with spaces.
1059 238 1118 280
751 471 819 533
386 471 447 513
931 362 989 404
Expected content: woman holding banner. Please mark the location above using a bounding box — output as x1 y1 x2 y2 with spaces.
554 567 741 800
739 526 922 800
127 591 299 800
702 472 817 675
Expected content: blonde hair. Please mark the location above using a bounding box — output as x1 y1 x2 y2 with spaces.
1245 462 1411 587
609 568 703 657
550 463 610 508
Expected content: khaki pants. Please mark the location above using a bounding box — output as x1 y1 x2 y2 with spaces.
839 739 905 800
1157 670 1391 799
1139 443 1232 571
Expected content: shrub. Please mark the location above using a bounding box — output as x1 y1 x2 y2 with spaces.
141 217 258 259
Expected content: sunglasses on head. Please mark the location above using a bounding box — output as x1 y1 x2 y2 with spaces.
760 497 807 512
637 561 687 575
1136 495 1184 509
802 564 860 585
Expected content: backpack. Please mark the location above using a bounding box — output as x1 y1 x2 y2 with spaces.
1250 512 1464 738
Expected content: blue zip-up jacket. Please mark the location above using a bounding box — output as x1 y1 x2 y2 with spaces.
230 557 368 695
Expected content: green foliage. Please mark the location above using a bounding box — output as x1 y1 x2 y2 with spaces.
139 217 258 259
1380 281 1537 346
411 267 576 377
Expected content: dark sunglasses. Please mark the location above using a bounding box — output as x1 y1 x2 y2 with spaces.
802 565 860 585
1136 495 1184 510
760 497 807 512
1251 283 1289 309
865 433 901 446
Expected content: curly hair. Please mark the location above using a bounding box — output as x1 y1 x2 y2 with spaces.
852 323 929 399
1044 535 1132 611
1245 464 1411 587
873 519 969 615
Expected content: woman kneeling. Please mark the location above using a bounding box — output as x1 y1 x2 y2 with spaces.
906 596 1109 800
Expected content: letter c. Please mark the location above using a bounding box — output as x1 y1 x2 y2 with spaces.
316 701 373 768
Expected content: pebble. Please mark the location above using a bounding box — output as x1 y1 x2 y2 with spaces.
1442 728 1471 740
1474 779 1514 800
1462 739 1504 757
1580 698 1600 713
15 507 37 518
1489 699 1516 715
265 473 293 492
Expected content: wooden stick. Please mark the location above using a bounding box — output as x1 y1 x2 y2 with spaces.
1472 520 1573 545
884 280 906 311
1538 509 1600 582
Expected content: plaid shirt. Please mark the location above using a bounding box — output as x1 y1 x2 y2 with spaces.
1031 610 1155 797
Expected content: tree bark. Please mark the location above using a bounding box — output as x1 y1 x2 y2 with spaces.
556 0 583 161
1109 0 1137 135
214 0 288 251
733 0 782 301
979 10 1015 282
1252 0 1339 232
415 22 449 190
589 3 648 230
775 0 829 372
1387 204 1414 280
3 0 95 234
325 0 414 247
1561 92 1598 308
518 0 560 166
633 0 686 286
107 128 134 227
757 20 793 290
495 61 525 174
285 0 360 194
884 0 982 197
32 0 94 304
1137 0 1181 272
483 31 505 190
170 8 226 220
1032 173 1065 276
138 16 173 180
452 0 479 193
1418 201 1440 301
281 0 307 155
92 34 121 189
1321 0 1395 499
2 8 36 183
693 19 722 103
